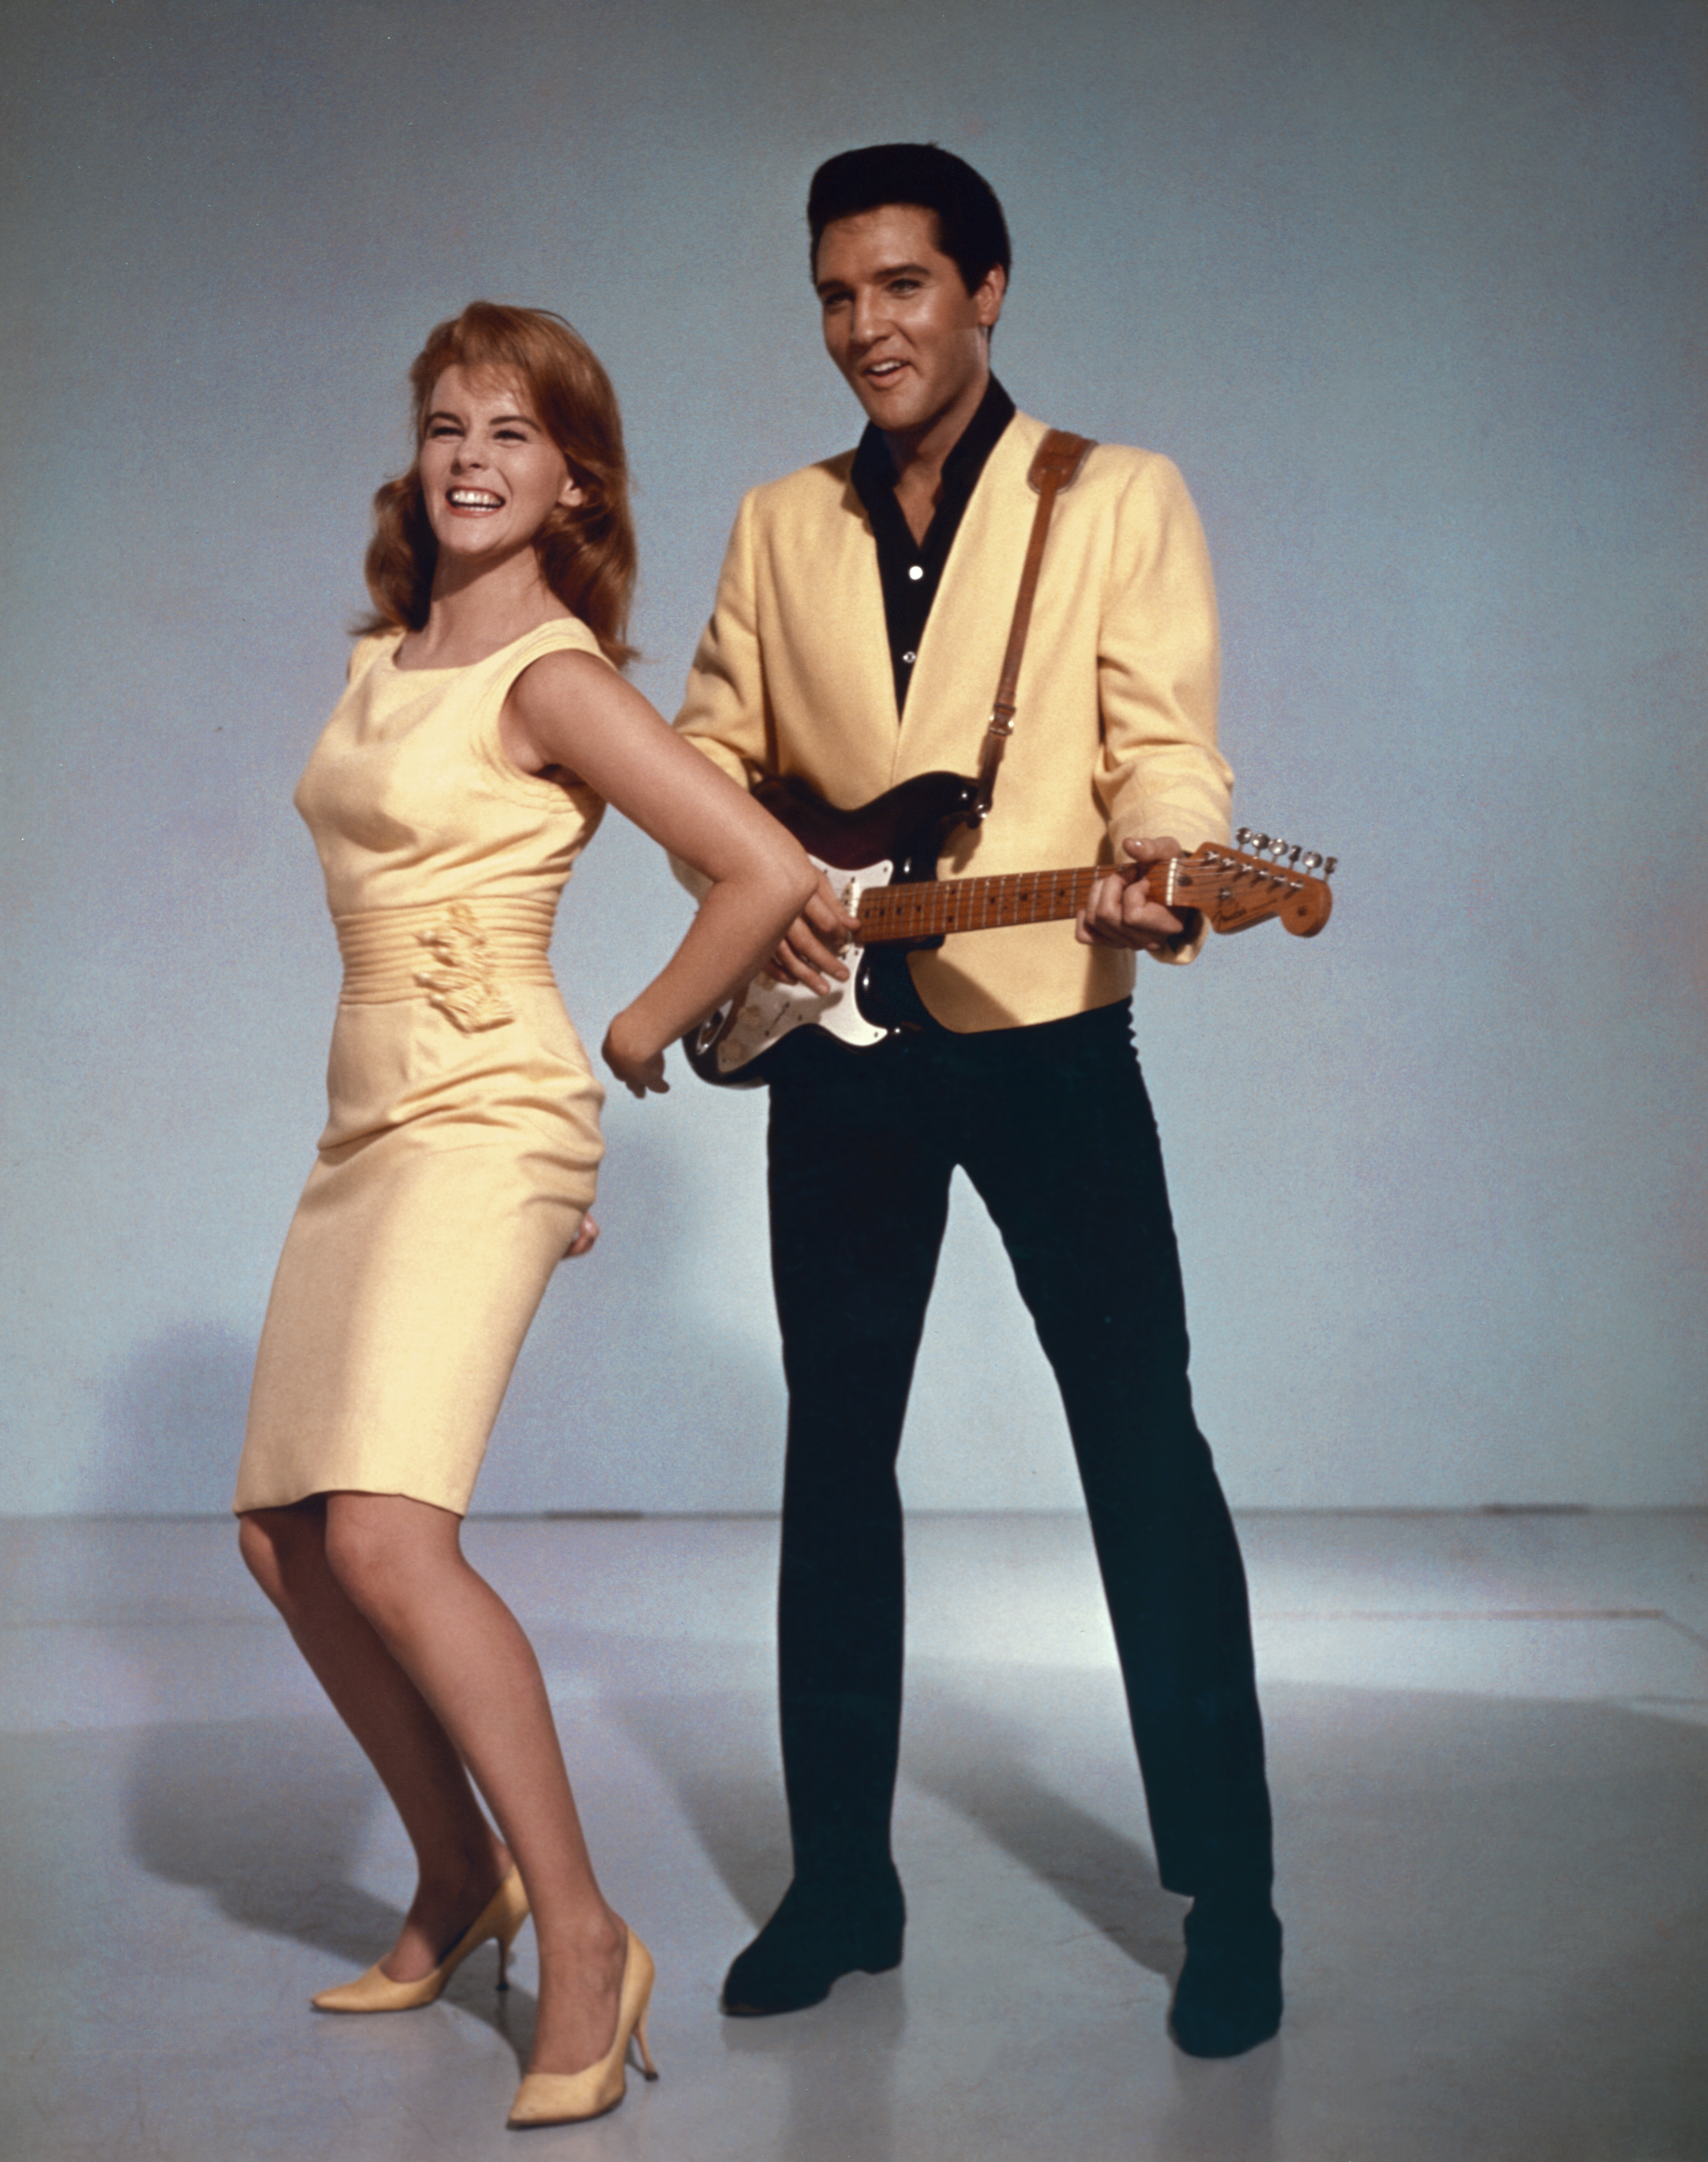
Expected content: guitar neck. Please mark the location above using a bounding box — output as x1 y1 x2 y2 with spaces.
857 866 1116 943
853 840 1335 945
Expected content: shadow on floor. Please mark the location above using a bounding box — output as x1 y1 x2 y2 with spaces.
602 1682 791 1927
904 1663 1181 1981
606 1662 1181 1980
96 1656 1708 2158
122 1715 533 2051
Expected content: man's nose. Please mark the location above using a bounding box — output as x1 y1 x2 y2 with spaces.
850 288 885 346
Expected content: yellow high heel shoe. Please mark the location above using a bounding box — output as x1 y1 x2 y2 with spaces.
506 1930 659 2128
312 1867 529 2013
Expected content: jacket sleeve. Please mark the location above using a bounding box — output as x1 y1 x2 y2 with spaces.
665 490 777 898
673 488 774 792
1094 453 1234 964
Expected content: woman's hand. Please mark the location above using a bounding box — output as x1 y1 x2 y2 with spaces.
602 1010 670 1099
564 1213 600 1258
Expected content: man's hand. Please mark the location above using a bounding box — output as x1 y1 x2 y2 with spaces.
1076 835 1199 955
763 869 862 995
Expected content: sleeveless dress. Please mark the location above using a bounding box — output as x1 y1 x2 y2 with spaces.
234 619 609 1517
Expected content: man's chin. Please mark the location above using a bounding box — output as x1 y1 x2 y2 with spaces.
840 367 919 427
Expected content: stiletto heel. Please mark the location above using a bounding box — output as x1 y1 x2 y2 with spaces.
313 1867 529 2013
507 1931 659 2128
631 2002 657 2080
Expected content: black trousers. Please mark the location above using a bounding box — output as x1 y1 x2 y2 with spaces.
765 997 1274 1903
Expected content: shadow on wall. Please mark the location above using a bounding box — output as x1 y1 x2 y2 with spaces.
485 1124 788 1513
92 1124 782 1518
100 1319 256 1515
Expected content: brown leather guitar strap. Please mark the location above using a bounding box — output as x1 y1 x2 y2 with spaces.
968 427 1096 823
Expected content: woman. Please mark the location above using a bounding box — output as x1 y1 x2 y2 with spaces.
234 303 814 2128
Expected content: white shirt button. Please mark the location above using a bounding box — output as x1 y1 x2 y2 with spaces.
903 651 917 665
908 565 924 581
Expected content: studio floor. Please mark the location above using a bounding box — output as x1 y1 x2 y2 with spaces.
2 1510 1704 2162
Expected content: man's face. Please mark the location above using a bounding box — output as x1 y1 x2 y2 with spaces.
814 203 1005 442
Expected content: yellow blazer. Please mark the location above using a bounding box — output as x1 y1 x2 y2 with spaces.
675 408 1234 1032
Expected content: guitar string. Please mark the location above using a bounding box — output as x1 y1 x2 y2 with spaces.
857 861 1313 941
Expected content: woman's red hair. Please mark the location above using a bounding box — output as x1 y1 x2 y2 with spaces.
359 303 637 669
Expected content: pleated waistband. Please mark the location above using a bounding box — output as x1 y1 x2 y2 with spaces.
334 896 559 1032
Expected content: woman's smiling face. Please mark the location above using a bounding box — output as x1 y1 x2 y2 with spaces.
416 365 583 568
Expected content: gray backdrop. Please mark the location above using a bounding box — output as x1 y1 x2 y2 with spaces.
2 0 1702 1516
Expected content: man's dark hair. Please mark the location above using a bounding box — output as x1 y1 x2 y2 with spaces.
807 143 1012 295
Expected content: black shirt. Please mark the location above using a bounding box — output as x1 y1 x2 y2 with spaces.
849 376 1016 717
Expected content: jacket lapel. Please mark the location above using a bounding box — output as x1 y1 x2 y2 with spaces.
896 417 1041 780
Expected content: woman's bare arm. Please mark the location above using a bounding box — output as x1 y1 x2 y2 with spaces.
501 649 817 1096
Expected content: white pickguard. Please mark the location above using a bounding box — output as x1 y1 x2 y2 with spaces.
708 855 895 1077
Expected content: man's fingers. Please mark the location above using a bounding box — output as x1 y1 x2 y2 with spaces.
765 903 849 992
803 871 861 937
759 870 860 991
1121 832 1185 868
1077 869 1185 950
792 924 850 979
804 898 859 939
767 940 835 994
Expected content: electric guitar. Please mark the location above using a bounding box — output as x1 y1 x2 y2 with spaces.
684 770 1335 1087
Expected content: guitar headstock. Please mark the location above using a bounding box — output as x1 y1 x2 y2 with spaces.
1170 829 1336 937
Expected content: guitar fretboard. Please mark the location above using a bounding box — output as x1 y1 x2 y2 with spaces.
857 866 1122 943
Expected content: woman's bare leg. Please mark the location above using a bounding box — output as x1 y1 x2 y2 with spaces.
239 1500 512 1982
317 1490 626 2079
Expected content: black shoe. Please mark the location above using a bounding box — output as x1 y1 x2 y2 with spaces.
1169 1899 1283 2058
721 1870 906 2016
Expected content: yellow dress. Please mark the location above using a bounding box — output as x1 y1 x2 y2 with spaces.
234 619 609 1517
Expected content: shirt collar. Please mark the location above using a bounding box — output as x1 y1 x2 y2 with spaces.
850 375 1016 537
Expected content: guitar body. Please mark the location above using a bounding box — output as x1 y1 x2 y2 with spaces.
683 771 982 1088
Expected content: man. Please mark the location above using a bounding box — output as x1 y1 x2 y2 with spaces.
674 142 1282 2058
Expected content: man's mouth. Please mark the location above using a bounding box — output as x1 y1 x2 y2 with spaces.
447 489 504 510
863 359 907 384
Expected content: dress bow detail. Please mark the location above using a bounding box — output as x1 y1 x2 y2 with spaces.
414 903 517 1032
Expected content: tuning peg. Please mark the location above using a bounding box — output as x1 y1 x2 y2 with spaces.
1269 837 1289 860
1324 856 1338 877
1251 832 1272 854
1300 850 1322 872
1234 825 1252 847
